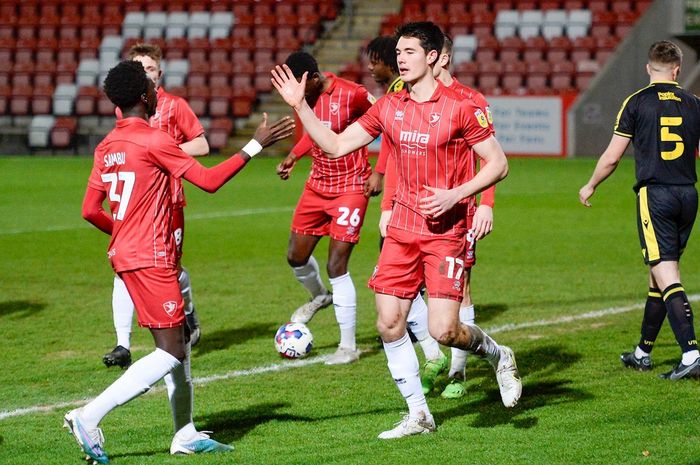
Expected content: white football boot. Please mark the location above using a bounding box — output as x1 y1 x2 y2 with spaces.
290 292 333 324
378 412 436 439
495 346 522 407
324 346 360 365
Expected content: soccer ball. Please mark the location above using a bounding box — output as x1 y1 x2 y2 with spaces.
274 322 313 359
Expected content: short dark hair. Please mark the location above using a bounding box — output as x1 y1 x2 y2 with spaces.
395 22 444 58
285 51 319 79
366 36 398 74
128 43 163 65
648 40 682 66
103 61 149 109
442 34 453 56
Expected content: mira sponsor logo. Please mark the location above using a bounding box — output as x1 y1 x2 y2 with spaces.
658 91 681 102
104 152 126 167
399 130 430 156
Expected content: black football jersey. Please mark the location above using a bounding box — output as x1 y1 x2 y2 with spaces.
614 81 700 191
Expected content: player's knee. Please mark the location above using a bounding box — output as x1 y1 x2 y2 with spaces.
430 323 458 346
287 252 308 268
376 317 403 341
326 258 348 278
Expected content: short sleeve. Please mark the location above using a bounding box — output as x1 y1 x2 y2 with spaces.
614 96 635 138
175 99 205 142
461 99 494 147
356 96 387 139
351 86 374 119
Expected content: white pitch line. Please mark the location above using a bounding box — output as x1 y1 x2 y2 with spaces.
2 295 699 421
0 206 295 236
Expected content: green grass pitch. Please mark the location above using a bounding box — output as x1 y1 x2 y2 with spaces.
0 155 699 465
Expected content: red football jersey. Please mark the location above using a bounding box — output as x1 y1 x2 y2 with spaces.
299 73 374 194
357 82 494 236
150 87 205 208
88 117 197 272
449 79 496 211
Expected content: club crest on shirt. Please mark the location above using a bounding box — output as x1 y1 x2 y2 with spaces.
394 110 404 121
329 102 339 115
429 113 441 126
474 109 489 128
162 300 177 317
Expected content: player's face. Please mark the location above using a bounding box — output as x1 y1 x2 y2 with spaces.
144 80 157 117
303 73 323 106
132 55 162 87
368 58 394 84
396 37 436 84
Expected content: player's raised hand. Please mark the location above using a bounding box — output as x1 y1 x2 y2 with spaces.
578 184 595 207
253 113 295 148
471 204 493 240
276 153 297 180
419 185 462 218
271 64 307 111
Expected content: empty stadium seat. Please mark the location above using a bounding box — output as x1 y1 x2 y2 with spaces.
500 36 524 62
209 12 233 40
53 83 77 116
75 86 99 116
519 10 544 40
28 115 55 148
452 35 477 65
542 10 567 39
123 12 145 39
164 59 189 88
208 118 233 150
32 84 54 114
208 86 231 117
50 116 77 149
100 36 124 64
188 12 211 39
165 11 189 39
143 11 167 40
495 10 519 39
567 9 592 40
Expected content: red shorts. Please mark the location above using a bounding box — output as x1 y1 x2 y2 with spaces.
291 187 369 243
119 267 185 328
465 213 477 268
172 206 185 263
368 227 467 302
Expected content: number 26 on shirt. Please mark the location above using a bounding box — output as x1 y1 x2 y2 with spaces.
101 172 135 220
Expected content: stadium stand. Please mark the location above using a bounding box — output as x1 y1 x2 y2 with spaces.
0 0 644 153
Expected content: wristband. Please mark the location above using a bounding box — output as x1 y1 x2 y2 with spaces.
242 139 263 158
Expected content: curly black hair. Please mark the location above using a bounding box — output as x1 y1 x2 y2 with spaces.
365 36 398 74
285 51 320 79
103 60 149 110
395 22 444 59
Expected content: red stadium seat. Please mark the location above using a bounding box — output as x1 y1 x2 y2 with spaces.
187 85 209 116
187 62 210 87
75 86 99 116
78 37 100 60
164 37 189 60
97 93 115 116
570 36 595 61
209 38 231 63
32 84 54 114
469 1 492 13
208 118 233 150
11 62 34 87
36 37 58 63
231 86 256 118
478 61 503 90
472 12 495 38
493 0 514 13
563 0 585 8
14 38 36 63
614 11 638 38
0 37 14 64
523 36 547 63
209 86 232 117
540 1 562 9
0 84 9 114
474 35 499 62
546 36 572 63
500 36 524 62
502 60 527 92
525 61 551 91
10 84 32 116
209 61 233 88
588 0 610 12
34 62 56 87
550 61 575 90
188 37 210 64
56 60 78 85
51 117 77 149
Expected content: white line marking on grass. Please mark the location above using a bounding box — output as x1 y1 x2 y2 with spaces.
0 207 295 235
0 354 332 421
3 295 699 421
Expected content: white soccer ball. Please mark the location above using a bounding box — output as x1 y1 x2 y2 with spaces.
274 322 313 359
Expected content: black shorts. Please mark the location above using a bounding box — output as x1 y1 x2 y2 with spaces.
636 184 698 265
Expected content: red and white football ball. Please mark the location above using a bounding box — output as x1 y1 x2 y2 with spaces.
274 322 314 359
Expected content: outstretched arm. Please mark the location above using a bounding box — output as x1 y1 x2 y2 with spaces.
271 64 373 158
578 134 630 207
82 186 113 234
183 113 295 192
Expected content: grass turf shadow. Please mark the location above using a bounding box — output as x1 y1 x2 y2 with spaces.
193 322 280 356
0 300 46 319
